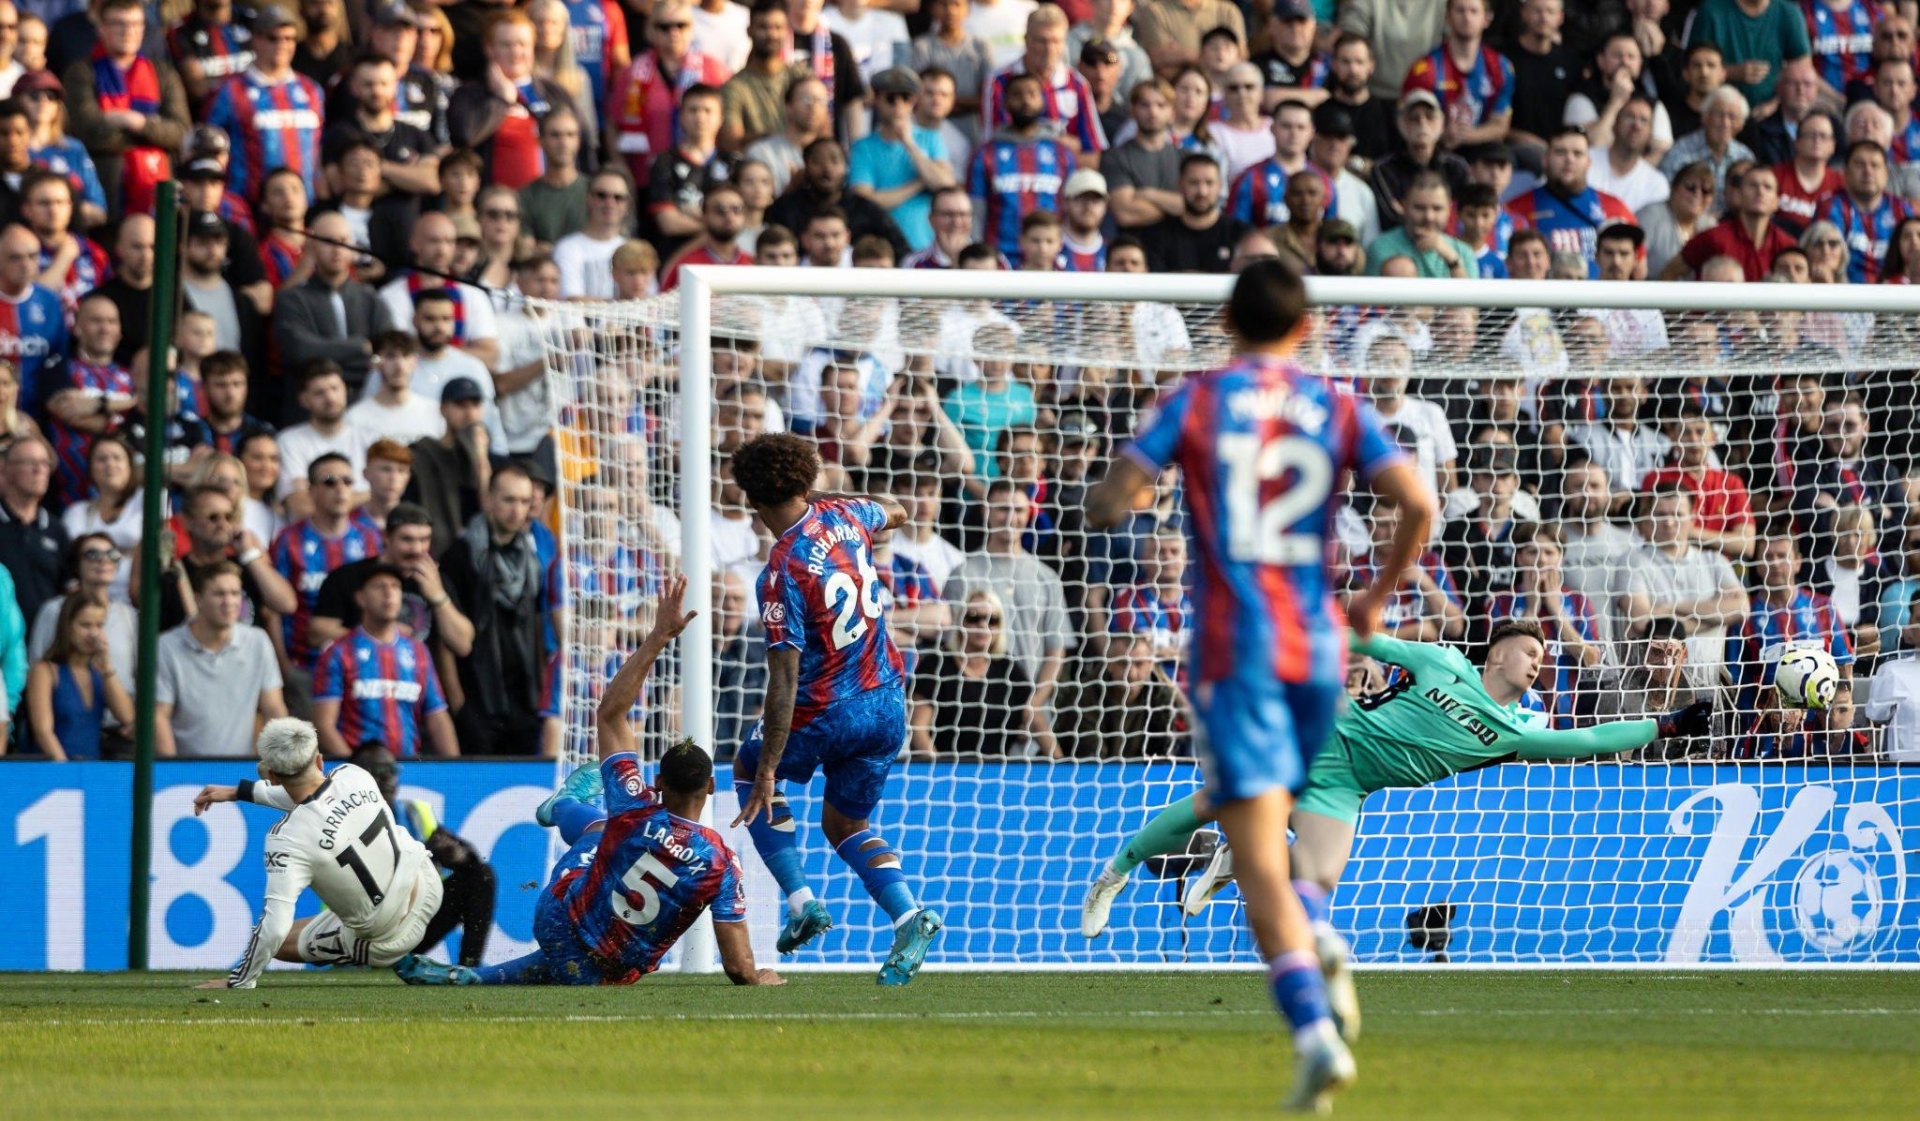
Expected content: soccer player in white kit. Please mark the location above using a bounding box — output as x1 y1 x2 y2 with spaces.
192 718 445 989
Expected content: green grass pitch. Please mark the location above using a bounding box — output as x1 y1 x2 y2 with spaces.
3 970 1916 1118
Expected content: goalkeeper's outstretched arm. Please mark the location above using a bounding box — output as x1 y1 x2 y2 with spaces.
1509 701 1714 760
597 575 696 760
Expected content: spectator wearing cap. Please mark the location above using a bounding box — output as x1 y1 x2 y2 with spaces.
1369 89 1472 228
1058 168 1108 270
1307 102 1380 243
982 6 1107 161
349 2 449 147
403 378 491 561
1079 39 1129 147
180 209 269 379
322 54 441 200
911 0 995 146
1132 0 1244 82
848 67 954 251
17 67 106 230
62 0 188 218
273 209 394 405
1067 0 1152 107
1251 1 1329 110
166 0 256 104
448 8 588 191
176 157 272 299
200 6 325 205
312 561 457 758
1313 216 1363 275
1664 162 1797 281
608 0 726 185
1505 127 1636 276
741 76 831 196
1228 99 1318 227
659 182 753 291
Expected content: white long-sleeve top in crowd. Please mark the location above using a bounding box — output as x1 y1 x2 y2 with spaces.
226 764 431 989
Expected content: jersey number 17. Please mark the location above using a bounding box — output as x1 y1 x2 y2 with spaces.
1218 433 1334 565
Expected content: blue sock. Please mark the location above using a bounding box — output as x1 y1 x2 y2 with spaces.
1294 880 1330 927
833 829 918 924
474 950 551 985
551 799 605 846
735 782 811 903
1268 950 1332 1034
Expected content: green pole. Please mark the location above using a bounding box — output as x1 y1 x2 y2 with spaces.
130 181 183 971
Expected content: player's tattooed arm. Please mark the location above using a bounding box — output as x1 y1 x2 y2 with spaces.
733 647 799 827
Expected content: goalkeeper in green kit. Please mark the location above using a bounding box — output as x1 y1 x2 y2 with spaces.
1081 619 1712 1034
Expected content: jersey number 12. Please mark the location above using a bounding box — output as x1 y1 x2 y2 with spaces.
1218 433 1334 565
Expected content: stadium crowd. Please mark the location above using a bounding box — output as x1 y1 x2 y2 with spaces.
0 0 1916 762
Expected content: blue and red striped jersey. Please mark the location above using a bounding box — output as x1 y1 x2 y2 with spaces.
313 627 448 757
272 517 385 668
1825 190 1912 282
47 356 132 508
1123 355 1406 686
0 283 69 409
166 14 255 86
553 751 746 978
1731 588 1855 714
1402 43 1515 128
204 68 326 201
1058 234 1106 272
757 497 906 730
967 135 1075 263
259 232 302 289
1802 0 1878 94
565 0 627 121
1228 161 1334 228
37 237 111 317
981 61 1108 154
1504 185 1636 273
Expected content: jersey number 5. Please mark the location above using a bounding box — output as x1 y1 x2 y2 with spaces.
824 555 883 650
614 852 683 926
1218 433 1334 565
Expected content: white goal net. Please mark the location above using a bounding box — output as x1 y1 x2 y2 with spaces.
537 271 1920 968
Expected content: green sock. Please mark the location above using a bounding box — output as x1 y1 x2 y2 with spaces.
1109 794 1205 876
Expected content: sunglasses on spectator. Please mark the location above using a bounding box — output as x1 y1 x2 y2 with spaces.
1680 180 1714 194
653 20 691 30
483 208 520 220
965 611 1002 624
316 475 354 487
82 548 122 563
593 190 630 202
1225 83 1259 92
880 92 915 103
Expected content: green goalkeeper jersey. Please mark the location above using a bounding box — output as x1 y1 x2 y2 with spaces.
1335 633 1659 794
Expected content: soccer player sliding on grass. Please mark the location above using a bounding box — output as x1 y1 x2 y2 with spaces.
1085 259 1437 1114
1081 621 1713 1033
726 433 942 987
397 576 782 987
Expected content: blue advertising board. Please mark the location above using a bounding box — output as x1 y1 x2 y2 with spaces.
0 761 1914 970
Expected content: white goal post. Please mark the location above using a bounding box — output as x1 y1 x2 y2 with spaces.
536 267 1920 970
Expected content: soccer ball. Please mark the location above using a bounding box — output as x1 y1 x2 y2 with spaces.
1774 645 1840 710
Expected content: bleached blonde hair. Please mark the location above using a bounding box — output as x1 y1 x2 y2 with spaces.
257 718 320 778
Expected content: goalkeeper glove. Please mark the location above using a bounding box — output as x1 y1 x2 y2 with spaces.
1656 700 1713 740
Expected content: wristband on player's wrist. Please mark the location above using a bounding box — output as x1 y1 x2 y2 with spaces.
236 779 255 804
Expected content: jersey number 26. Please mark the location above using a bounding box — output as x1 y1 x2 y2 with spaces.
824 554 883 650
1218 433 1333 565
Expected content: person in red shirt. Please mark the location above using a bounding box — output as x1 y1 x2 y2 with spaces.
447 9 587 190
660 182 753 290
607 0 730 187
1663 163 1798 280
1772 109 1842 236
1641 407 1756 562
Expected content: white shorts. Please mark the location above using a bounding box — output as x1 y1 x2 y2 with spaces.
297 866 444 968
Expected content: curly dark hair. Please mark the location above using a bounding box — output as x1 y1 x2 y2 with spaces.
730 433 820 508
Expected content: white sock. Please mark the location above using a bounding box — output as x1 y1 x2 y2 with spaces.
786 888 815 917
1293 1018 1340 1053
891 907 923 930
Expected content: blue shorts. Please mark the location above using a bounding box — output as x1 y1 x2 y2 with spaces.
1190 675 1345 805
735 683 906 820
531 833 633 986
